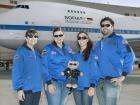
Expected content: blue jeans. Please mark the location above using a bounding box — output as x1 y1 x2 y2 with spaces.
96 79 122 105
19 91 41 105
44 81 69 105
73 89 93 105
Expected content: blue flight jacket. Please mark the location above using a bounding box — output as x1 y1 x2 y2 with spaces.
12 44 42 92
93 33 135 78
41 43 73 84
73 51 101 90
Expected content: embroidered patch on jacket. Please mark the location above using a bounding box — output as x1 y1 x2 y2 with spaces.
14 55 20 59
94 55 98 60
42 50 47 55
122 39 128 44
109 41 116 46
51 51 57 55
28 55 33 58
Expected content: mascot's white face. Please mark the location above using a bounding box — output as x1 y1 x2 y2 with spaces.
68 61 79 70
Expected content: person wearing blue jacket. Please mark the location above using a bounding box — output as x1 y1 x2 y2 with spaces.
73 31 101 105
94 17 135 105
41 27 73 105
12 29 42 105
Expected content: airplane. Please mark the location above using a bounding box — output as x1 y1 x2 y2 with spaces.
0 1 140 51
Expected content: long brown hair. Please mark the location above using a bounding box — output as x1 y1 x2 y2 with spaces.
77 31 93 61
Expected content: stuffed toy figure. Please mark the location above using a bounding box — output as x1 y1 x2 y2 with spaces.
61 61 83 92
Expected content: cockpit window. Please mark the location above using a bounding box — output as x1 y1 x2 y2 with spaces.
25 5 29 9
16 5 21 8
16 5 29 9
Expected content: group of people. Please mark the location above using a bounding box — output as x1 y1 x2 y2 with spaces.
12 17 135 105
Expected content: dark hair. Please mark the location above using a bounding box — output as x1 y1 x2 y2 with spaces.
53 27 64 36
100 17 114 26
77 31 93 61
52 27 64 47
25 29 38 37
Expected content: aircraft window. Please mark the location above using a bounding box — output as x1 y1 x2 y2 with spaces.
68 10 70 12
80 11 82 13
74 11 76 13
124 13 129 16
71 10 73 13
83 11 85 14
25 21 28 24
10 0 17 4
16 5 21 8
21 5 25 8
77 11 79 13
25 5 29 9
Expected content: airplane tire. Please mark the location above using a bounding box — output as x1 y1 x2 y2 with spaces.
138 64 140 69
0 62 4 67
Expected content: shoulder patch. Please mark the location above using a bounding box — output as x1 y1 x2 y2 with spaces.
28 54 33 58
14 54 20 59
42 50 47 55
94 55 98 60
109 41 116 46
122 39 128 44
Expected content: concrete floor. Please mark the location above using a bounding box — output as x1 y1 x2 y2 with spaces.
0 69 140 105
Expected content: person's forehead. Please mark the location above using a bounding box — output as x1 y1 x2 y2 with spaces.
79 33 87 37
27 32 38 36
54 31 63 34
102 20 111 24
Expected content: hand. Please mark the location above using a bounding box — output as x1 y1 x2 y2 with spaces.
47 84 56 95
111 76 125 85
17 90 25 101
88 87 95 96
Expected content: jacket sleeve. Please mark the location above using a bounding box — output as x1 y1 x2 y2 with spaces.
12 49 24 91
41 46 52 84
89 52 101 87
118 36 135 76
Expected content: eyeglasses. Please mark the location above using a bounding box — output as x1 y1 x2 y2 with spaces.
78 36 87 40
101 24 111 27
27 35 38 38
69 63 77 66
53 34 63 37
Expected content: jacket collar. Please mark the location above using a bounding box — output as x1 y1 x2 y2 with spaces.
108 32 116 38
23 43 32 51
102 32 116 40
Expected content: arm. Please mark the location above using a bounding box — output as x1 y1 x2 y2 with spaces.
61 68 71 77
12 49 25 101
41 46 52 85
41 46 57 95
118 37 135 76
89 52 101 87
12 49 24 91
111 37 135 84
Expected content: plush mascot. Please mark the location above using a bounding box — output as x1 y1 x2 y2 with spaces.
61 61 83 93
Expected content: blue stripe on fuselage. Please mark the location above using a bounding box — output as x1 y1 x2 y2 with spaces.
0 24 140 35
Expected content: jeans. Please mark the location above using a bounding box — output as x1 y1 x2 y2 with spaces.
44 81 69 105
96 79 122 105
73 89 93 105
19 91 41 105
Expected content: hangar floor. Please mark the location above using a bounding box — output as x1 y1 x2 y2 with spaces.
0 66 140 105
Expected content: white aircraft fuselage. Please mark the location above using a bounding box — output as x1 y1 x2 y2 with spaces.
0 1 140 50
